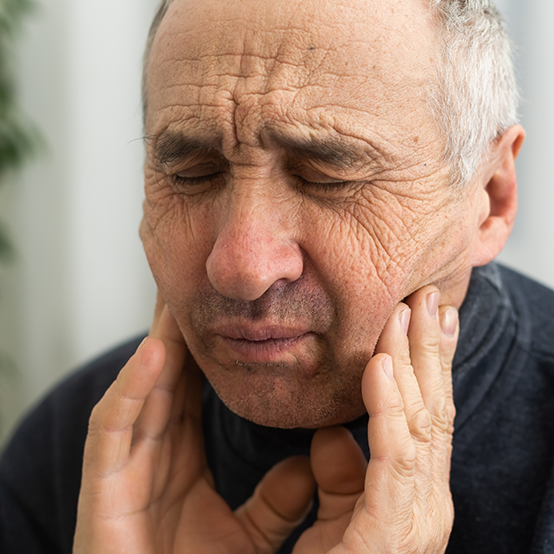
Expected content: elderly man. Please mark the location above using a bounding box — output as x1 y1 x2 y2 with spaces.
2 0 553 552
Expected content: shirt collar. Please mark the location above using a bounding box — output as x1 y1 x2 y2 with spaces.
451 262 516 429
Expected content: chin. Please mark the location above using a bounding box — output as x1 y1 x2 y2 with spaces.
204 368 367 429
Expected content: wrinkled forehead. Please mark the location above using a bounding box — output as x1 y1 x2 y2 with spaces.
146 0 440 147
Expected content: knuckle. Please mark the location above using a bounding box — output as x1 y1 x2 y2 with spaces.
409 406 432 444
431 411 453 436
389 445 417 480
416 335 441 357
424 386 447 413
446 403 456 427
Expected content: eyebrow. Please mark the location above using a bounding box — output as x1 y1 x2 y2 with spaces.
267 131 378 171
151 129 379 171
152 131 223 167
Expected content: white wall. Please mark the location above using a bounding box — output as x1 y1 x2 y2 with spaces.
1 0 553 445
0 0 159 443
495 0 554 288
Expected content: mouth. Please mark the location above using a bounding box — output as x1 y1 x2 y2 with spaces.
213 324 315 364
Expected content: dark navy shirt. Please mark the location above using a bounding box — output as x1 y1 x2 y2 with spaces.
2 263 554 553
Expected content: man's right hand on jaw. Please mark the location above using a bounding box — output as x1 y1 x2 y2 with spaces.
73 286 459 554
73 294 316 554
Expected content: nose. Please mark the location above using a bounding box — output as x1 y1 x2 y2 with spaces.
206 200 304 301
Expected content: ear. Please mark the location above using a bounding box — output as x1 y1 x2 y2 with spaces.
470 125 526 267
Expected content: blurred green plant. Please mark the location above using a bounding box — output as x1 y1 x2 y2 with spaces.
0 0 38 441
1 0 38 254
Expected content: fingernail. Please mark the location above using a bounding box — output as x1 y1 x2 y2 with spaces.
440 307 458 338
399 308 411 335
138 337 148 350
382 355 394 380
427 292 439 318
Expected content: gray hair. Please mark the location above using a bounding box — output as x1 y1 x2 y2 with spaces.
142 0 519 186
429 0 519 185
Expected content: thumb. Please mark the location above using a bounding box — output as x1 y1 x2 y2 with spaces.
235 456 316 554
311 427 367 522
309 426 367 551
289 427 367 554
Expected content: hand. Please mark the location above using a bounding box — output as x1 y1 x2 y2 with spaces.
293 286 459 554
73 285 458 554
73 294 317 554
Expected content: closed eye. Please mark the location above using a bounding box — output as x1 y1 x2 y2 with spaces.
173 172 223 186
170 160 227 192
295 176 356 190
288 160 364 193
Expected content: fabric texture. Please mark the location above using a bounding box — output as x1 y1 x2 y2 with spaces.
2 263 554 553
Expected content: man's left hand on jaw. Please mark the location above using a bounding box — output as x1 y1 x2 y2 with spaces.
293 286 459 554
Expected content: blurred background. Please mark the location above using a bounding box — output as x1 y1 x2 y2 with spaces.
0 0 552 447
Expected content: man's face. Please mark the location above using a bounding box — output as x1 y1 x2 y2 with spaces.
141 0 483 428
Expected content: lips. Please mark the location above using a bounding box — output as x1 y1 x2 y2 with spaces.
212 323 314 363
215 324 311 342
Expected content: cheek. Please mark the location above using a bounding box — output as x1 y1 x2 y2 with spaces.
297 196 415 356
402 198 479 295
302 194 416 303
298 187 469 350
141 178 214 302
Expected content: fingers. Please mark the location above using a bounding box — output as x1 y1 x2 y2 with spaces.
356 286 458 549
152 289 166 327
404 290 458 486
373 287 459 448
132 305 192 444
129 300 206 505
438 305 458 431
84 297 194 479
404 290 443 421
362 351 417 524
374 301 431 448
235 456 316 554
83 337 167 477
77 296 214 554
149 294 190 393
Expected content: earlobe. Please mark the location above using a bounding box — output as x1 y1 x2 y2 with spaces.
470 125 526 267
